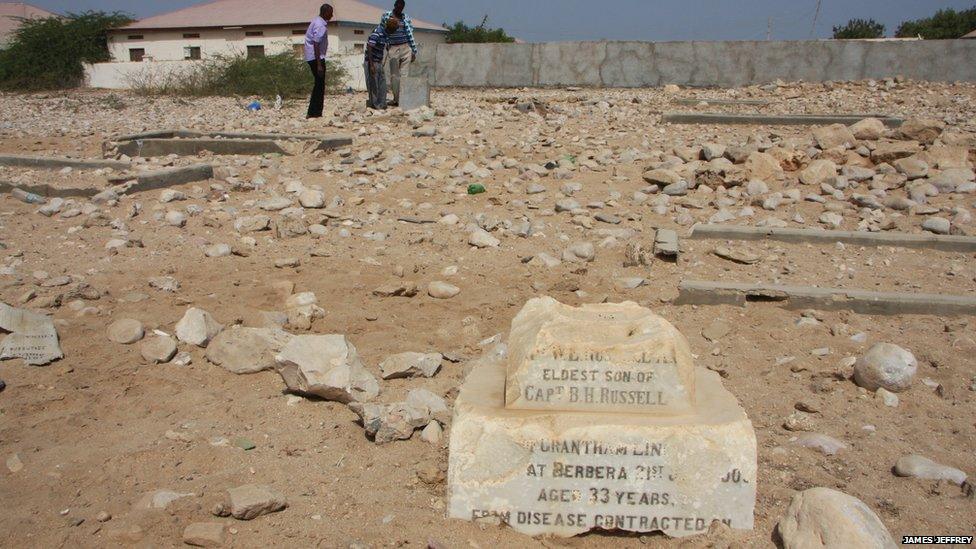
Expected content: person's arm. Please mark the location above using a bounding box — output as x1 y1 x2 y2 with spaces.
405 16 418 59
312 22 327 75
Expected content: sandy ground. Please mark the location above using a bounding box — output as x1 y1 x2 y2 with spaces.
0 82 975 548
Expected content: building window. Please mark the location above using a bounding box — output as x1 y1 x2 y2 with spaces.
292 29 305 35
129 48 146 62
354 29 365 35
128 35 143 40
184 46 201 60
247 45 265 58
354 43 365 52
245 30 264 37
183 33 200 39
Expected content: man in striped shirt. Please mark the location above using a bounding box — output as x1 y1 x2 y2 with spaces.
379 0 418 107
364 17 399 110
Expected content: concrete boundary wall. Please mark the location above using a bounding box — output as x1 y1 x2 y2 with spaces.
428 40 976 88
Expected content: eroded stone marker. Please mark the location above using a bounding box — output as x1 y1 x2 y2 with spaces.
449 296 757 538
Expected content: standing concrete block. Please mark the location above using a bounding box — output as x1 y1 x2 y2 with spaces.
398 76 430 111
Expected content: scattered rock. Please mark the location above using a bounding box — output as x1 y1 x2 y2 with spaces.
175 308 223 347
792 433 847 456
206 326 293 374
428 281 460 299
468 228 500 248
894 455 967 486
380 352 442 379
183 522 226 547
140 335 178 364
713 246 760 265
275 335 379 403
134 489 194 511
777 487 896 549
224 485 287 520
853 343 917 393
107 318 144 344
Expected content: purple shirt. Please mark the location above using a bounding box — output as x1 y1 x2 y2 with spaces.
303 16 328 62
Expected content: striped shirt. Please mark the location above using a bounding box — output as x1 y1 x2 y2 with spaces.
364 25 390 63
379 10 417 54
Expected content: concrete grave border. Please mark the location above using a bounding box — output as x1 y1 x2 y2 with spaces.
0 154 130 171
689 224 976 253
662 112 903 127
676 280 976 316
106 130 353 157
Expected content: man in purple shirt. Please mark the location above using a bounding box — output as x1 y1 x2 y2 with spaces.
304 4 333 119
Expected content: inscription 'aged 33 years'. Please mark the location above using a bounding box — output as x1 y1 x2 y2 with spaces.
464 437 750 534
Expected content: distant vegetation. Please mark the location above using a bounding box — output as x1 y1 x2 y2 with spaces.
127 51 347 100
895 6 976 39
832 19 885 39
0 11 132 91
445 16 516 44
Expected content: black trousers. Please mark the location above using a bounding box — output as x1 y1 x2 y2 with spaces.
307 61 326 118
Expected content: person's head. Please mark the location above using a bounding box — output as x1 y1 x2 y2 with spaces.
393 0 405 14
320 3 334 20
384 16 400 33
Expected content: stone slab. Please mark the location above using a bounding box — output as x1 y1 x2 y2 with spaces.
114 138 289 158
0 154 130 171
112 129 353 145
662 112 903 127
689 224 976 253
449 351 757 538
108 163 214 193
676 280 976 316
671 98 773 106
0 180 99 199
505 298 695 415
398 76 431 111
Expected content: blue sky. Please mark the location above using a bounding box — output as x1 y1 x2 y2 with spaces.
27 0 976 41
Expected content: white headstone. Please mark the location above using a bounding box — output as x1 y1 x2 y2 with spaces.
448 297 757 538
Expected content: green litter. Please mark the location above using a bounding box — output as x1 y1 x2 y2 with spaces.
467 184 486 195
233 438 256 451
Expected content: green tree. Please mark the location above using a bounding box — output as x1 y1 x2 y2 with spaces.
0 11 133 91
895 6 976 39
445 15 516 44
832 18 886 39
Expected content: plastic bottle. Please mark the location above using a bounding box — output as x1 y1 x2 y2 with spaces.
11 188 46 204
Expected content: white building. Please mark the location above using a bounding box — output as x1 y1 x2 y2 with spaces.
106 0 447 63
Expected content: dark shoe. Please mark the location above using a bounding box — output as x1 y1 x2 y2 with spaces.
388 101 399 107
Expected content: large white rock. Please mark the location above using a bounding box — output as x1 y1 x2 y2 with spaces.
205 326 293 374
275 335 379 403
448 298 757 538
853 343 917 393
175 308 223 348
777 487 896 549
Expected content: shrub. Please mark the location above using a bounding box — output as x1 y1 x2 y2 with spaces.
896 6 976 39
445 16 516 44
126 50 347 100
0 11 133 91
832 19 886 39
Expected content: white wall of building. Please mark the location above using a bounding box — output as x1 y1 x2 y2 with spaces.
108 25 446 62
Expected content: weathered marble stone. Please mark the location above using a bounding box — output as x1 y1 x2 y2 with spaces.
448 297 757 538
505 297 695 415
275 335 379 404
